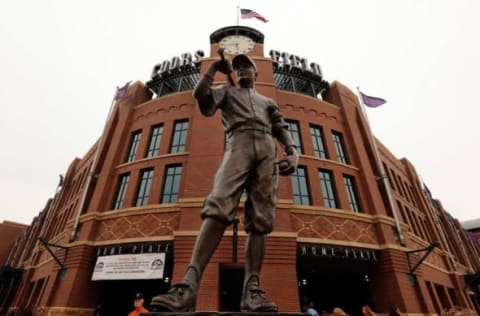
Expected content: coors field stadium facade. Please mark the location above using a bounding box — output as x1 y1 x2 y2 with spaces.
1 26 479 316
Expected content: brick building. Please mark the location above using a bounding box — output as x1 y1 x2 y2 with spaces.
3 26 480 316
0 221 27 314
0 221 27 265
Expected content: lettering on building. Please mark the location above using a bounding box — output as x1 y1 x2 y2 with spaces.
269 50 323 77
96 241 172 257
150 50 205 79
298 244 377 262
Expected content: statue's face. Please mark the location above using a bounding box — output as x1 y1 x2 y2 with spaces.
235 62 257 87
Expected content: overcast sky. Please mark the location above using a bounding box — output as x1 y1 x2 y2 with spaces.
1 0 479 225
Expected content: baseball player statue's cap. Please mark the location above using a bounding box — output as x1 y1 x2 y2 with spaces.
134 293 144 300
232 54 257 71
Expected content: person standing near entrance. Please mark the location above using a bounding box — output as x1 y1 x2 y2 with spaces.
151 53 298 313
388 304 402 316
362 305 378 316
128 293 148 316
306 302 320 316
333 307 348 316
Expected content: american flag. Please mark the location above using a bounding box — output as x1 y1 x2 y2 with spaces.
240 8 268 23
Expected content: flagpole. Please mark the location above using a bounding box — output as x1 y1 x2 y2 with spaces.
236 5 239 25
356 87 406 246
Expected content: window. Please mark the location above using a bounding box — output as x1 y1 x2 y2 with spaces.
319 169 337 208
332 131 348 164
112 173 130 210
405 207 419 235
291 166 311 205
395 174 405 198
310 125 327 158
135 169 154 206
426 281 441 314
343 175 361 212
434 284 450 310
286 120 303 154
382 162 395 190
145 124 164 157
161 165 183 203
447 288 460 306
400 180 411 202
388 168 397 191
126 130 142 162
397 201 407 223
170 120 189 153
406 184 417 206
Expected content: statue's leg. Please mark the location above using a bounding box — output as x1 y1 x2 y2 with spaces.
152 133 252 312
151 217 226 312
244 232 265 289
184 217 227 287
241 232 278 313
241 134 278 312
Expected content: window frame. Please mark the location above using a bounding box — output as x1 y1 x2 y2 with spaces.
319 169 338 209
161 164 183 203
285 120 303 155
112 173 130 210
291 165 311 205
145 124 164 158
343 174 362 212
135 168 154 206
169 120 189 154
125 130 142 162
332 131 349 164
310 124 328 159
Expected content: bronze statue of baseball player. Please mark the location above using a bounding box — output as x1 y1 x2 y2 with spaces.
151 51 298 313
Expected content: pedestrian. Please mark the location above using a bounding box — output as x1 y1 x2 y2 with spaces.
128 293 149 316
389 304 402 316
333 307 348 316
306 301 320 316
362 305 377 316
94 303 103 316
151 52 298 313
300 295 309 313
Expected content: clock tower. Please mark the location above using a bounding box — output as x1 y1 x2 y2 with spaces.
205 26 276 97
210 25 265 57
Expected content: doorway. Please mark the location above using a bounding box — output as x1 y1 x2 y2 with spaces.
219 264 245 312
97 279 169 315
298 256 374 316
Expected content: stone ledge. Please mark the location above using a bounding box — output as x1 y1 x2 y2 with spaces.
143 313 306 316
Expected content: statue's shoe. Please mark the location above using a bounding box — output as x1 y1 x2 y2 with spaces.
240 285 278 313
151 282 196 312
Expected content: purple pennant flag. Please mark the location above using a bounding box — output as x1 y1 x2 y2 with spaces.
468 232 478 244
114 81 131 101
359 91 386 108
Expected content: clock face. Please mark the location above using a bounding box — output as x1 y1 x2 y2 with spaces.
219 35 255 55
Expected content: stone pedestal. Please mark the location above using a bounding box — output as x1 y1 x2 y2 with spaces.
143 313 306 316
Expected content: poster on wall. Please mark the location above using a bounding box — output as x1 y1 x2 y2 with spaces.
91 252 165 280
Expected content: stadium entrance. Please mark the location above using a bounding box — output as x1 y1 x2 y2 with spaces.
297 243 377 316
92 241 173 314
96 279 169 315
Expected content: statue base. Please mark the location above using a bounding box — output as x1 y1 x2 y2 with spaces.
143 313 306 316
